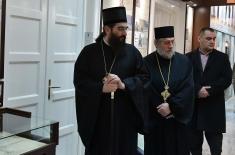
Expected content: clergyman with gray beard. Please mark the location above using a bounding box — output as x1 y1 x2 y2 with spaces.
144 26 194 155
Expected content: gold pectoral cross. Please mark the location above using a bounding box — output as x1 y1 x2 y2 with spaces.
161 86 171 102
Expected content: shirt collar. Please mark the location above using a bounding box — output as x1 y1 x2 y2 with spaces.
199 48 212 56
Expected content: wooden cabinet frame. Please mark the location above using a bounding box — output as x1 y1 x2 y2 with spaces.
0 108 59 155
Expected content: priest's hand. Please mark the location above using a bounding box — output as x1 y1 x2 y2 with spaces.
102 83 118 93
106 74 125 90
156 103 171 117
198 86 210 98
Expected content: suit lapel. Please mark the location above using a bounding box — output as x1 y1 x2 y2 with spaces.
195 49 203 73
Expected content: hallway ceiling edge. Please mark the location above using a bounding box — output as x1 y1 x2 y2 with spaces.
181 0 235 6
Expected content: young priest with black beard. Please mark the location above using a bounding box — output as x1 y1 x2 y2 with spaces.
144 26 194 155
73 7 149 155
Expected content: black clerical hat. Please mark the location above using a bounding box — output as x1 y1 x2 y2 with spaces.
154 26 174 39
102 7 127 25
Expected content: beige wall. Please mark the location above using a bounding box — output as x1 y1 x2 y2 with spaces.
185 6 194 53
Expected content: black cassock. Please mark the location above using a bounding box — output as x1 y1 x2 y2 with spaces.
73 40 149 155
144 52 194 155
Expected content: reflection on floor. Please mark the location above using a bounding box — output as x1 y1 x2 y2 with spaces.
203 97 235 155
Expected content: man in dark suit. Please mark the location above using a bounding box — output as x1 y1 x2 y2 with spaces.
233 63 235 94
187 27 232 155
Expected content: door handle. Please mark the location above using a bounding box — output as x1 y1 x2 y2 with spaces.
49 86 61 89
48 79 61 100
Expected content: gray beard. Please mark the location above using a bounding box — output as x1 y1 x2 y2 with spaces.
156 48 175 59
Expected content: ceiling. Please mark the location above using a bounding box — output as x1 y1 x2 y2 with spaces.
182 0 235 6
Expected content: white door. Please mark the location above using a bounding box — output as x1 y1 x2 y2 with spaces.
4 0 86 154
45 0 84 154
4 0 47 117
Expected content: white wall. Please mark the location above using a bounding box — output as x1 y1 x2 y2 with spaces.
83 0 101 44
185 6 194 53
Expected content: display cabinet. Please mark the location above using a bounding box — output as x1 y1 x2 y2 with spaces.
0 108 59 155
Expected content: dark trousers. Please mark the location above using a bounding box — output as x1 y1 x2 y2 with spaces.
188 129 223 155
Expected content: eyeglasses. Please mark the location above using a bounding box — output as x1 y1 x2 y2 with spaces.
114 26 128 32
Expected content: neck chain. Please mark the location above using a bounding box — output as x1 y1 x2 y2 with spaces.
101 40 117 76
155 52 172 102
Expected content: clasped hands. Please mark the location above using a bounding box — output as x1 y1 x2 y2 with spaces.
156 102 171 117
102 74 125 93
198 86 211 98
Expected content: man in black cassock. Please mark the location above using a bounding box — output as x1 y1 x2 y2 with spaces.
73 6 149 155
187 27 232 155
144 26 194 155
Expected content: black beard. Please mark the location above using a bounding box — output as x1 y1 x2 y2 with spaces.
109 35 126 50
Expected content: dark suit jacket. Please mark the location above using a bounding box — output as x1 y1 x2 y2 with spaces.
187 48 232 132
233 63 235 93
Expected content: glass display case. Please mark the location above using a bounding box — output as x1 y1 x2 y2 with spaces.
0 108 59 155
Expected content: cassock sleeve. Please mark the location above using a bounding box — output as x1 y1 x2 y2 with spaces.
73 47 103 148
168 63 195 124
207 55 232 96
122 50 150 134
